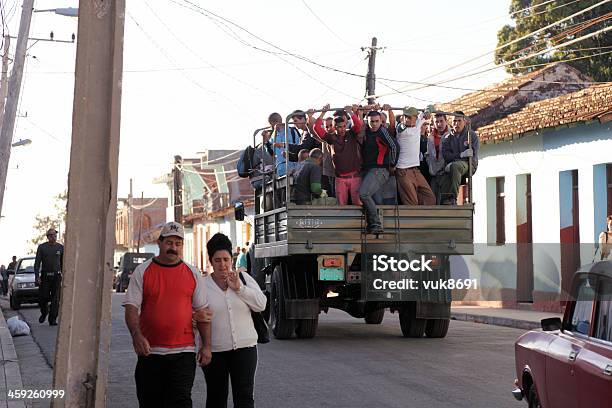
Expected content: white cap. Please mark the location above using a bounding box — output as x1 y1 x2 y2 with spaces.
159 222 184 239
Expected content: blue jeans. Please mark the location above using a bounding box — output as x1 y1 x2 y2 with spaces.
359 168 389 227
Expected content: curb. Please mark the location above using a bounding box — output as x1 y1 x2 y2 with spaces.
450 311 541 331
0 307 25 407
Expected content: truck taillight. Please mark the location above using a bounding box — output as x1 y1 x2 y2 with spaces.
323 257 342 267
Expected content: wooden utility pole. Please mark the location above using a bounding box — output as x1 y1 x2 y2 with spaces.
52 0 125 406
0 0 34 217
136 191 144 252
173 155 183 223
365 37 378 105
0 35 10 130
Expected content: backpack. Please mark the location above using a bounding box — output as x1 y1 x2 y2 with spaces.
237 145 256 178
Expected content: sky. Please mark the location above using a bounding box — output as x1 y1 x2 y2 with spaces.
0 0 514 262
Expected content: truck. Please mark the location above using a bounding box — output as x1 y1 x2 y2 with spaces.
239 109 474 340
115 252 155 293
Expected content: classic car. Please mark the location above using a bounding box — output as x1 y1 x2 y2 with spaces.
513 261 612 407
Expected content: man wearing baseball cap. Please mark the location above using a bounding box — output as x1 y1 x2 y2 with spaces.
124 221 212 407
34 228 64 325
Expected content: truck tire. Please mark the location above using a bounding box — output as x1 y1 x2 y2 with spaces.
364 308 385 324
425 318 450 338
295 317 318 338
270 265 295 339
10 295 20 310
399 303 426 338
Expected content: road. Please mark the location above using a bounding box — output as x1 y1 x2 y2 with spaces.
6 293 524 408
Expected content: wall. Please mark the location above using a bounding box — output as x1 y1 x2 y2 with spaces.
462 121 612 310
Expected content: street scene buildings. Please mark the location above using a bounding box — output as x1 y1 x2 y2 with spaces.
0 0 611 407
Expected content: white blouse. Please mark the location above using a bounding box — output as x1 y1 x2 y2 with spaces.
204 273 267 352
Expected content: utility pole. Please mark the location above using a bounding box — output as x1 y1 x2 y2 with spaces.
128 178 133 250
0 35 10 130
136 191 143 253
365 37 378 105
52 0 125 406
173 155 183 223
0 0 34 218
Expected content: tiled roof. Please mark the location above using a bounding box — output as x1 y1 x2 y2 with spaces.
436 69 547 117
435 62 590 118
477 83 612 144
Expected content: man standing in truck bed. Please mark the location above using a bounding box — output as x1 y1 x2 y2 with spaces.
34 228 64 326
359 107 399 234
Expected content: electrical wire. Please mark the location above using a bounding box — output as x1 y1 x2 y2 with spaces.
300 0 351 47
371 24 612 99
412 0 610 84
142 0 287 105
169 0 361 100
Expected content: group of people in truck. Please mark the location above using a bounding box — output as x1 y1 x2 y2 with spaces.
250 104 480 234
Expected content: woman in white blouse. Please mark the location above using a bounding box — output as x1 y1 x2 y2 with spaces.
200 233 267 408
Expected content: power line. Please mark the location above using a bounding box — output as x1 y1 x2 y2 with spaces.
170 0 361 100
142 0 286 105
300 0 351 47
372 24 612 99
412 0 611 84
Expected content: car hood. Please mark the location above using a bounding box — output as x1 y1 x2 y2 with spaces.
13 273 35 284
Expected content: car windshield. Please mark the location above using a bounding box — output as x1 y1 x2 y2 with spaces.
17 258 35 274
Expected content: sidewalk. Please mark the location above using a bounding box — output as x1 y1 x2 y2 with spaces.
0 302 25 408
451 305 562 331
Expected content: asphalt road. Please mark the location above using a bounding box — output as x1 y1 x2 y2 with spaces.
8 293 525 408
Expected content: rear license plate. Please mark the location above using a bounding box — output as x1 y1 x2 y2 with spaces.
319 267 344 281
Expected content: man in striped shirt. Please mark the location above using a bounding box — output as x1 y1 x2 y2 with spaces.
124 222 212 407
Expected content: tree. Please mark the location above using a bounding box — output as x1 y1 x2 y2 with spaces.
29 191 67 250
496 0 612 81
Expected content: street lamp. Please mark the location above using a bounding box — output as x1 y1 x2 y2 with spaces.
11 139 32 147
34 7 79 17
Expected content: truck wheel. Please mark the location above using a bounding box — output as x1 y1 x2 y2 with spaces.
425 319 450 338
270 265 295 339
295 317 318 338
9 295 20 310
364 309 385 324
399 303 426 338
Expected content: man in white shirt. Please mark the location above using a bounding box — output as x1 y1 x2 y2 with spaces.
395 107 436 205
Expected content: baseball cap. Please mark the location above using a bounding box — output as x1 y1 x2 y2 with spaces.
290 109 306 119
159 222 184 239
46 228 57 236
403 106 419 117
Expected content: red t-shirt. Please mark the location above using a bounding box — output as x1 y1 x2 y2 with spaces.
124 258 206 354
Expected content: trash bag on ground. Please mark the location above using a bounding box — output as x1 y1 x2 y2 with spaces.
7 316 30 337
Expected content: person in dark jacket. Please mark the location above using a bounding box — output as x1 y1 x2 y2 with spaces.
358 109 400 234
34 228 64 325
439 112 479 205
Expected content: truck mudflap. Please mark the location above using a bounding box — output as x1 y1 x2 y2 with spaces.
284 299 320 319
416 301 451 319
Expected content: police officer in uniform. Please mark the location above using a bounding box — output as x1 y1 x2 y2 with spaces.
34 228 64 325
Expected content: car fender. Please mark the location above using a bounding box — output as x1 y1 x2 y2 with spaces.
515 330 557 407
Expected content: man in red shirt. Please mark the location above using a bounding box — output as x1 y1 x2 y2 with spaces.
124 221 212 407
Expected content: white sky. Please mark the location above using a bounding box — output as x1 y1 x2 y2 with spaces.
0 0 513 262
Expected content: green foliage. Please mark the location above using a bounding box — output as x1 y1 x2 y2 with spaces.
29 191 67 250
495 0 612 81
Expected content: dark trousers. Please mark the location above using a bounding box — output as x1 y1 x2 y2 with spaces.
202 346 258 408
135 352 196 408
359 168 389 228
321 175 336 197
39 274 61 322
2 278 7 295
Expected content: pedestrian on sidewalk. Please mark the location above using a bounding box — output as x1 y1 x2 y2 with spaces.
236 247 248 272
202 232 267 408
124 221 213 408
0 265 7 296
34 229 64 326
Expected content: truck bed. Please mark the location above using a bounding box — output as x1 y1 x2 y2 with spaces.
254 204 474 258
